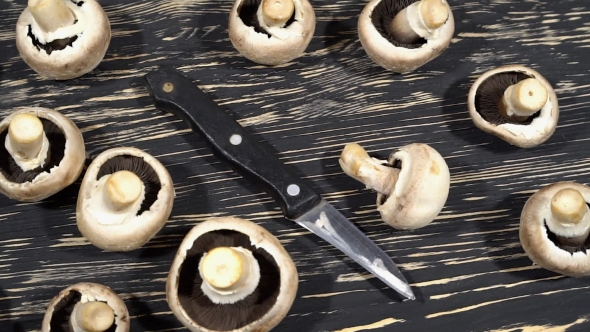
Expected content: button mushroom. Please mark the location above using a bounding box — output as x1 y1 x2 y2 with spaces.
468 64 559 148
358 0 455 73
228 0 316 65
339 142 450 230
520 181 590 277
76 146 175 252
41 282 130 332
16 0 111 80
167 217 298 332
0 107 85 202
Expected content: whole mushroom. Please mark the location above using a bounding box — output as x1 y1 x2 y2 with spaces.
76 147 175 252
339 142 450 230
41 282 130 332
358 0 455 73
16 0 111 80
167 217 298 332
468 64 559 148
228 0 316 65
520 181 590 277
0 107 85 202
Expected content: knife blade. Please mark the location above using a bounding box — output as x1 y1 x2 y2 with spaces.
143 69 415 300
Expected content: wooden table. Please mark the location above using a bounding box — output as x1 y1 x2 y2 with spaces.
1 0 590 331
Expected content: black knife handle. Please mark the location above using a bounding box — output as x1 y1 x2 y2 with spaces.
144 69 322 220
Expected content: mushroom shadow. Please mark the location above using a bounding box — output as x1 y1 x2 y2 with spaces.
126 295 177 331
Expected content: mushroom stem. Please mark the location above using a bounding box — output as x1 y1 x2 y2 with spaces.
28 0 76 33
5 113 50 171
339 143 399 195
200 246 256 294
70 301 115 332
104 170 144 211
389 0 449 44
499 78 548 122
260 0 295 27
549 188 590 247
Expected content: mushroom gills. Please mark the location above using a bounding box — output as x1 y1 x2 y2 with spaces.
96 155 161 215
27 23 79 55
177 229 281 331
238 0 296 37
371 0 427 49
0 118 65 183
475 72 543 126
49 291 117 332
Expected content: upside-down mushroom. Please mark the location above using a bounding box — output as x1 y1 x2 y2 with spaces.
0 107 85 202
468 64 559 148
228 0 316 65
76 147 175 252
358 0 454 73
15 0 111 80
520 181 590 277
41 282 130 332
167 217 298 332
339 142 450 230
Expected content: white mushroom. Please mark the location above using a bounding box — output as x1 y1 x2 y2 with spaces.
41 282 130 332
358 0 454 73
76 147 175 252
468 64 559 148
15 0 111 80
0 107 85 202
167 217 298 332
339 142 450 230
520 181 590 277
228 0 316 65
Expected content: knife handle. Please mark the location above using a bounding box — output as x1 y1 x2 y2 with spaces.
144 69 322 220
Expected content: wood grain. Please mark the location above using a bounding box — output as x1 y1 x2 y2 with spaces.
1 0 590 331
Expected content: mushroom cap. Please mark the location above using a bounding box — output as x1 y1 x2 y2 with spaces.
520 181 590 277
15 0 111 80
41 282 130 332
0 107 85 202
167 217 298 332
467 64 559 148
358 0 455 73
76 147 175 252
376 143 450 230
228 0 316 65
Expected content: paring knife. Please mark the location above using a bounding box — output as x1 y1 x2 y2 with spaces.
144 69 415 300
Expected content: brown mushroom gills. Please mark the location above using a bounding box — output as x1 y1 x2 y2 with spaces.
177 229 280 331
548 188 590 247
0 117 65 183
238 0 296 36
474 71 543 125
96 155 161 215
389 0 448 44
49 291 117 332
372 0 427 49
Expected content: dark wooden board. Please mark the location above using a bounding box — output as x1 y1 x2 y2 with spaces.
1 0 590 331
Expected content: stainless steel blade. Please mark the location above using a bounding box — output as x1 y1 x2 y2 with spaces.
295 200 415 300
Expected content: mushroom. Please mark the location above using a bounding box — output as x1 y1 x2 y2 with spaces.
339 142 450 230
468 64 559 148
41 282 130 332
15 0 111 80
76 146 175 252
167 217 298 332
358 0 455 73
228 0 316 65
520 181 590 277
0 107 85 202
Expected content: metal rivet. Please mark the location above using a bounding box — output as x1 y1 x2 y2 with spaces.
230 134 242 145
287 184 300 196
162 82 174 93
